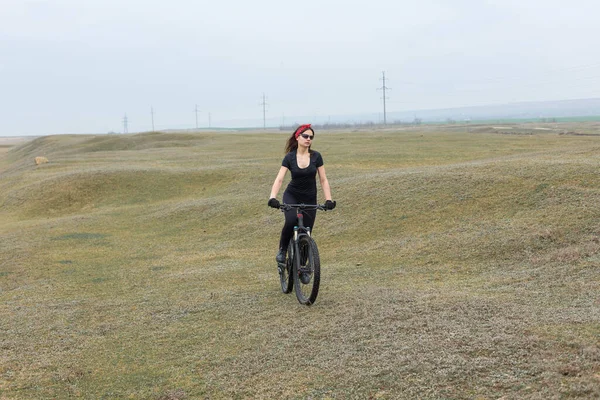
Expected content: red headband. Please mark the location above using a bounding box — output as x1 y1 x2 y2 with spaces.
294 124 312 139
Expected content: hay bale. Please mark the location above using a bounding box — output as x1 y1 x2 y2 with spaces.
35 156 48 165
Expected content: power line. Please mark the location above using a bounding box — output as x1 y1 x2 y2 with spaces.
260 93 268 129
377 71 391 125
150 106 155 131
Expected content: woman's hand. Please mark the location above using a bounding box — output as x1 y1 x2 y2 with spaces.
324 200 336 210
268 198 281 208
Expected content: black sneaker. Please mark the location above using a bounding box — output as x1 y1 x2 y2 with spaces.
275 248 286 264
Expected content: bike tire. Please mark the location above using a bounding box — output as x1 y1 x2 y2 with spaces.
293 234 321 305
280 239 294 294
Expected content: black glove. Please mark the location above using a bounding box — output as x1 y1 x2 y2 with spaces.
324 200 336 210
268 198 280 209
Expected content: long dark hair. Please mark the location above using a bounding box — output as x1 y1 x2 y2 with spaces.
285 126 315 154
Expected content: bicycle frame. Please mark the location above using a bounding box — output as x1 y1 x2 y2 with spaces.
280 203 326 239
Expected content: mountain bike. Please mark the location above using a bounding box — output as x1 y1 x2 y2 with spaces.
277 203 327 305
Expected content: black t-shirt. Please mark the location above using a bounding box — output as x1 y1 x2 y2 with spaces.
282 150 324 199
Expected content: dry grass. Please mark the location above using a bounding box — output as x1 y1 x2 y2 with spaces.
1 125 599 399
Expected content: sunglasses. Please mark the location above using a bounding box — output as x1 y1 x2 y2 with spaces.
300 133 314 140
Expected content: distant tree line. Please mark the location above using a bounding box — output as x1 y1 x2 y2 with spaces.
279 118 423 131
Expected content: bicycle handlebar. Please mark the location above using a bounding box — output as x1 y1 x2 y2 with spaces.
279 203 327 211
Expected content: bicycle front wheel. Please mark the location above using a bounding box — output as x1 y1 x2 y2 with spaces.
293 234 321 305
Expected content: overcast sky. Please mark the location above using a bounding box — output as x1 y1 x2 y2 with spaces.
2 0 600 135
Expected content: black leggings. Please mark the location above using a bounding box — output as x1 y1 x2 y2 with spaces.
279 191 317 250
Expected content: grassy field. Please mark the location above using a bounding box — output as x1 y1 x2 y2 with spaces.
1 125 599 399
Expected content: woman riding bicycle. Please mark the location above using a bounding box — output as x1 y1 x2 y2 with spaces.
268 124 336 264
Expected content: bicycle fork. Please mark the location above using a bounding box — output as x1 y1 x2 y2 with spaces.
295 212 311 239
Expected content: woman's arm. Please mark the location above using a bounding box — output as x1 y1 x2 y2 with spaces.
317 165 332 201
269 166 288 199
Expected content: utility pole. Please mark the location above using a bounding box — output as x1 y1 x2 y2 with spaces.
377 71 391 125
122 114 129 134
208 112 211 128
260 93 268 129
150 106 155 131
195 104 200 129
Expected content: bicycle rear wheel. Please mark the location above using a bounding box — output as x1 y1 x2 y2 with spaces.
279 239 294 294
293 235 321 305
